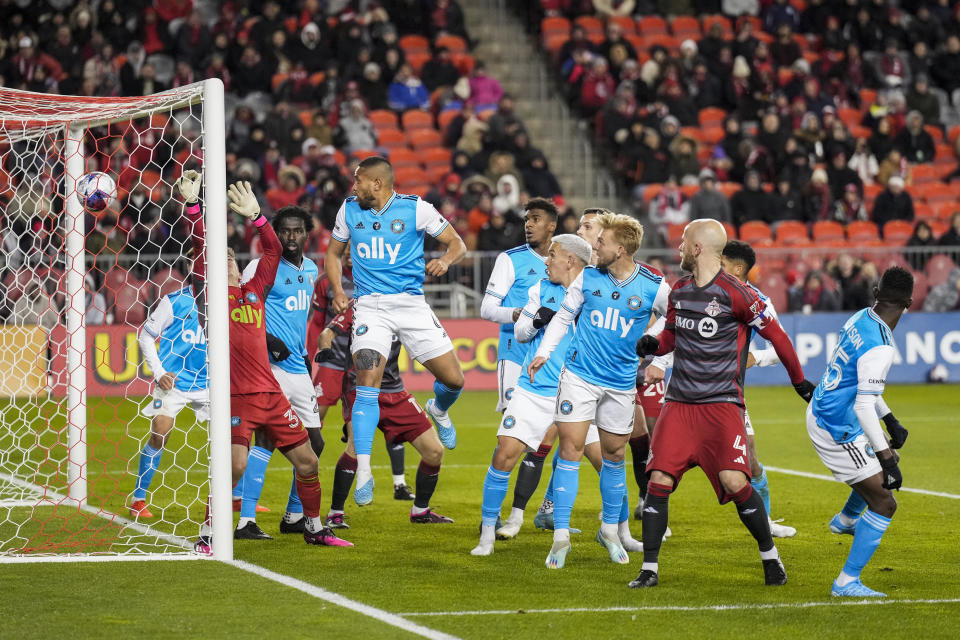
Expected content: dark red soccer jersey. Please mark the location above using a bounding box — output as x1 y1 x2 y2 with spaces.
306 270 353 368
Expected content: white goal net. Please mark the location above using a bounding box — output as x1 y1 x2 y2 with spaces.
0 80 232 561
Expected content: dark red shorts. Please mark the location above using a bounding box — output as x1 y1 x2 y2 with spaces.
231 392 309 453
647 401 749 504
312 365 346 407
635 381 666 419
343 389 433 445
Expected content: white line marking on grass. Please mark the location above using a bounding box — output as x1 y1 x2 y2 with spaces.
764 466 960 499
398 598 960 617
0 553 198 564
228 559 460 640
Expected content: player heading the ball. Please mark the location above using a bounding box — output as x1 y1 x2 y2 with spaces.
324 156 467 506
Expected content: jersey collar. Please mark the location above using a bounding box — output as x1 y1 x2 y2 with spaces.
369 191 397 217
607 263 639 287
867 307 893 332
527 244 548 263
281 256 306 271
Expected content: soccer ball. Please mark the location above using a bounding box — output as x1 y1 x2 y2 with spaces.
76 172 116 212
928 363 949 383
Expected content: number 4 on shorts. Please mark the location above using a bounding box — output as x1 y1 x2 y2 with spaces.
732 434 747 464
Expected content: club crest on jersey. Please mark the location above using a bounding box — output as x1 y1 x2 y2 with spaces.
391 219 405 233
246 292 258 304
505 387 514 400
612 291 620 300
503 415 516 429
153 399 162 409
231 416 241 426
865 444 876 458
356 324 369 336
298 275 304 283
705 296 722 318
628 295 641 310
373 221 381 231
559 400 573 415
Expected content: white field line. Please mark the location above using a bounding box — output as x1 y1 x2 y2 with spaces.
764 466 960 499
228 559 460 640
397 598 960 617
0 553 198 564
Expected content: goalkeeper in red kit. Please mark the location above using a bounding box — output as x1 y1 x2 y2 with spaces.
176 171 352 550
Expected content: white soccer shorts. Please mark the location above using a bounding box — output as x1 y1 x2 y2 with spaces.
496 359 522 413
554 369 635 436
351 293 453 363
806 404 882 485
142 387 210 422
497 386 555 451
744 407 755 436
272 366 322 429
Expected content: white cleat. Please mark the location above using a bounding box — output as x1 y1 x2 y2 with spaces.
496 517 522 540
545 539 571 569
769 518 797 538
664 526 672 539
471 540 494 556
596 529 630 564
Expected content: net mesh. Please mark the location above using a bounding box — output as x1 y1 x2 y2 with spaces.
0 84 214 558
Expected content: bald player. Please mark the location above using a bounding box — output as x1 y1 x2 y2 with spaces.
631 220 814 588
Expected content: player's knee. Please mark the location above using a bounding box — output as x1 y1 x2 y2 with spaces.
445 369 465 390
873 492 897 518
354 349 383 371
720 472 749 495
491 445 517 471
148 432 165 449
232 458 247 482
422 446 443 466
558 441 584 461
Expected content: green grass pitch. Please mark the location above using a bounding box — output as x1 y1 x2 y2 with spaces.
2 385 960 639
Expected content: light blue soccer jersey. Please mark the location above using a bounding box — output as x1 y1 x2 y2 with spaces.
331 192 449 297
811 308 896 444
242 256 318 375
485 245 548 365
543 265 669 391
142 286 208 392
518 279 572 396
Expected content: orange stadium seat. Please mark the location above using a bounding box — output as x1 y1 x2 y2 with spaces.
812 220 845 241
369 109 399 130
837 107 862 128
451 52 476 75
949 125 960 145
722 222 737 240
407 128 443 150
399 35 430 54
401 110 434 131
437 109 460 135
717 182 741 199
574 16 604 33
544 33 570 59
434 35 467 53
607 16 636 34
912 164 940 184
671 16 701 38
406 52 431 73
934 201 959 221
377 128 408 149
775 220 809 244
846 220 879 241
426 165 449 184
351 149 380 161
919 182 954 203
882 220 914 243
739 221 772 244
925 125 944 145
388 147 421 168
541 17 571 37
404 183 431 198
394 166 430 187
701 15 733 37
638 16 668 36
420 146 452 169
913 202 935 221
698 107 726 127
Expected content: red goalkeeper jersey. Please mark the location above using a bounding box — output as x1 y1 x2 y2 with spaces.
187 204 282 396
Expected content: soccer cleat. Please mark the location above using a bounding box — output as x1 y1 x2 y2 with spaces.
325 513 349 529
763 557 788 586
496 515 523 540
193 536 212 556
829 513 857 535
545 539 571 569
411 509 454 524
279 517 306 534
425 399 457 449
232 498 270 513
769 518 797 538
234 521 273 540
394 484 415 501
129 500 154 519
628 569 659 588
471 540 494 556
596 529 630 564
304 527 354 547
664 526 672 539
354 477 374 506
534 510 554 530
831 578 886 598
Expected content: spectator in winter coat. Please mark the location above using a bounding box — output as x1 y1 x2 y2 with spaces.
932 34 960 94
828 253 875 311
939 212 960 248
768 175 805 223
828 150 863 199
905 221 938 270
803 168 833 222
894 110 936 163
522 153 563 200
421 46 460 91
873 175 916 230
849 137 879 185
906 74 941 129
923 267 960 311
788 271 842 312
388 64 430 111
648 176 690 234
688 169 732 224
579 57 616 117
468 62 503 110
731 171 772 227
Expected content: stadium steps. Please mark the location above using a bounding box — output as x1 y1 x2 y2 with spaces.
460 0 629 215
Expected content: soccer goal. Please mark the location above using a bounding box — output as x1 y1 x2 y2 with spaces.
0 80 232 562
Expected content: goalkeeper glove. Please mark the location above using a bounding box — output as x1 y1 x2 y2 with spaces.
227 181 261 220
175 169 202 204
880 455 902 491
265 332 290 362
793 380 815 403
315 348 335 364
635 335 659 358
532 306 556 329
882 413 909 449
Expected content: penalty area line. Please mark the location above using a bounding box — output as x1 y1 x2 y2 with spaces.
764 466 960 500
227 559 460 640
398 597 960 617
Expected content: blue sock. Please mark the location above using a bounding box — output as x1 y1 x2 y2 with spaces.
286 469 302 514
352 386 380 456
620 485 630 523
543 449 558 504
133 444 163 500
552 457 580 530
481 466 511 526
239 446 273 519
600 458 626 525
432 380 461 413
842 509 892 579
841 489 869 520
750 464 771 516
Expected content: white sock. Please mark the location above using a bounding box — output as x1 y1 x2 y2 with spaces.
304 515 322 534
836 570 857 587
539 499 554 513
327 509 344 518
479 524 495 544
600 521 618 539
411 505 429 516
509 507 524 523
641 561 658 573
759 546 780 561
393 475 405 486
838 512 858 527
356 454 372 486
237 517 254 529
283 511 303 524
617 519 633 540
553 528 570 543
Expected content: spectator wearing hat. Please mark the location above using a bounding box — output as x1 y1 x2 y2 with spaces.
802 168 833 221
894 110 936 163
827 149 863 199
334 99 378 153
873 175 915 230
487 95 527 152
388 63 430 112
668 135 700 184
266 166 307 211
932 35 960 99
11 36 64 87
421 46 459 91
833 182 868 224
358 62 388 110
788 270 842 313
688 168 732 224
771 24 801 66
522 152 562 200
468 62 503 111
906 221 938 270
877 38 909 88
906 74 941 129
296 22 332 71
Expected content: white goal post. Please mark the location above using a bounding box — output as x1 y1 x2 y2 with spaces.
0 80 231 562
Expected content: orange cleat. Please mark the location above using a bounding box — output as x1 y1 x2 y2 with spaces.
129 500 154 519
232 498 270 513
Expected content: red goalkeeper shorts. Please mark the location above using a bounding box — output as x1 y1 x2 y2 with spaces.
647 400 750 504
231 392 309 453
635 380 666 419
343 389 433 445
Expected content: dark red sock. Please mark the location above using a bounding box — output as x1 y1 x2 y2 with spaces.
534 443 552 458
294 472 323 519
